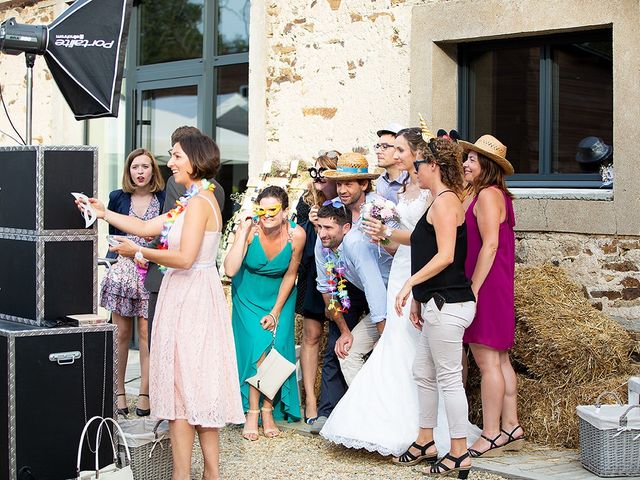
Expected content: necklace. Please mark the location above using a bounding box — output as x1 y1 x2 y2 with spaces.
322 247 350 313
157 179 215 273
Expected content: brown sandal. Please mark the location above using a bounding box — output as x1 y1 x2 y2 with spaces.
242 410 260 441
260 407 281 438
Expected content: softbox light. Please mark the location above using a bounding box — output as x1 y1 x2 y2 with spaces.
44 0 132 119
0 0 132 120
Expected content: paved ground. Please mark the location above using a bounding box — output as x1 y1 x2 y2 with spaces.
123 350 640 480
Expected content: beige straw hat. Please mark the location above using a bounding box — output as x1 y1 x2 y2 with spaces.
459 135 514 176
323 152 384 181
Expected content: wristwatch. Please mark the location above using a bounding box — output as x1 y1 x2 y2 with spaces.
383 226 393 239
134 248 146 262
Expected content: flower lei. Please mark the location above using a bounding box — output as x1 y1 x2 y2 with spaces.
322 247 350 313
157 179 216 274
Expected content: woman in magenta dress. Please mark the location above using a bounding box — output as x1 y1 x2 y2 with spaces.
459 135 524 458
84 132 244 480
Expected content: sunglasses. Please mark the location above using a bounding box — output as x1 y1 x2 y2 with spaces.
253 204 282 218
413 159 430 172
374 143 395 151
318 150 339 159
308 166 327 183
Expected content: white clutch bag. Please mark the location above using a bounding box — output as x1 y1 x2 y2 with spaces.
246 324 296 400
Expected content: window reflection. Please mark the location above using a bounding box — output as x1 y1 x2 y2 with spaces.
140 85 198 180
216 64 249 222
552 41 612 173
217 0 249 55
468 47 540 174
139 0 204 65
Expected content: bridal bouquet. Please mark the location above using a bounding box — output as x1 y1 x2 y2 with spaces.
360 197 400 245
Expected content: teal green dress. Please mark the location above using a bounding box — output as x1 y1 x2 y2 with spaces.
231 222 301 422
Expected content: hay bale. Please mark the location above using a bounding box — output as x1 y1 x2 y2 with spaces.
516 374 637 448
513 264 637 384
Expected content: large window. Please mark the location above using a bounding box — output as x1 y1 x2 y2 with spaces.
459 29 612 187
89 0 250 223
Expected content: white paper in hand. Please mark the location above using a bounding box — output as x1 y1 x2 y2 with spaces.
71 192 97 228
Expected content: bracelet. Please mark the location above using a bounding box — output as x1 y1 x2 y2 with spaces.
267 312 278 323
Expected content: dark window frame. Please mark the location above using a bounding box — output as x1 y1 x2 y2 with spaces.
458 29 612 188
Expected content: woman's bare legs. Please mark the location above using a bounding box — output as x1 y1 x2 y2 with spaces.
197 426 221 480
114 313 132 410
136 317 150 411
300 317 323 420
170 419 195 480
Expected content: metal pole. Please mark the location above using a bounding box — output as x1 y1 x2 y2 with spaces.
25 53 35 145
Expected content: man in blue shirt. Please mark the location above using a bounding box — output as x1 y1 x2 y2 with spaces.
375 122 409 204
309 152 392 433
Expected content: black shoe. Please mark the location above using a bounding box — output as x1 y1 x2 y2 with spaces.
393 440 438 466
427 451 471 479
468 433 506 458
116 393 129 416
135 393 150 417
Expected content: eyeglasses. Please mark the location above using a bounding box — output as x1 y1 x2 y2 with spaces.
253 204 282 218
318 150 339 159
307 166 327 183
413 159 430 172
374 143 395 151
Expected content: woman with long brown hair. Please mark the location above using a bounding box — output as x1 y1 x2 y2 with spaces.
459 135 523 458
396 137 476 478
101 148 165 417
295 150 339 423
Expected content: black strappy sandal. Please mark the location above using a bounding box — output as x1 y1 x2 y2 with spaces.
428 451 471 479
468 432 506 458
135 393 150 417
501 425 525 451
392 440 438 466
116 393 129 416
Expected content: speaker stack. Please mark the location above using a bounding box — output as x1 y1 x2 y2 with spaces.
0 146 115 479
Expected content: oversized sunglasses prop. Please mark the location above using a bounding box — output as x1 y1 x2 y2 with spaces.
253 204 283 219
307 166 327 183
71 192 97 228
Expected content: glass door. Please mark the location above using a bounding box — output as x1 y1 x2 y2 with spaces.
135 77 202 180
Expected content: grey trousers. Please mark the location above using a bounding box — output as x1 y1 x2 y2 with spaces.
413 298 476 438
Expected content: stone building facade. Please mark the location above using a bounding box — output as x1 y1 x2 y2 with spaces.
0 0 638 326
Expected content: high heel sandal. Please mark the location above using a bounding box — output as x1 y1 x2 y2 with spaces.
135 393 151 417
392 440 438 466
242 410 260 441
468 432 506 458
501 425 525 451
116 393 129 416
427 451 471 479
260 407 281 438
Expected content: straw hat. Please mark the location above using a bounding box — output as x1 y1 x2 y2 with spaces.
323 152 384 181
459 135 514 176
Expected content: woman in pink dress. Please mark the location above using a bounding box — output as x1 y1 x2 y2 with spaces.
459 135 524 458
85 132 244 480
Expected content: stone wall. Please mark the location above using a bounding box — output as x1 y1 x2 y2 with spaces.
517 232 640 329
0 0 83 146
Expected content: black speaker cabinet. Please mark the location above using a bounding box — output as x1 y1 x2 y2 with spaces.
0 233 96 326
0 146 97 234
0 320 116 479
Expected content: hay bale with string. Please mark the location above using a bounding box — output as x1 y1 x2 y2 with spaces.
513 264 637 384
516 373 638 448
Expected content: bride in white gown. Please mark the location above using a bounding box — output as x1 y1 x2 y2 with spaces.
320 128 480 459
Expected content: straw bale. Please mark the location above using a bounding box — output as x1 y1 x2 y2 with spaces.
516 374 638 448
513 264 637 384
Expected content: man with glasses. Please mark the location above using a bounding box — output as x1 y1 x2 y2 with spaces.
309 152 393 434
375 122 408 204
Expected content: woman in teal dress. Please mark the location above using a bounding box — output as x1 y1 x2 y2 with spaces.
224 186 306 440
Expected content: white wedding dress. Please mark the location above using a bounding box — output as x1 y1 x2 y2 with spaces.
320 189 480 456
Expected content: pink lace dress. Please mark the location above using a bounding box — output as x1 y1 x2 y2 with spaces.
149 195 244 427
